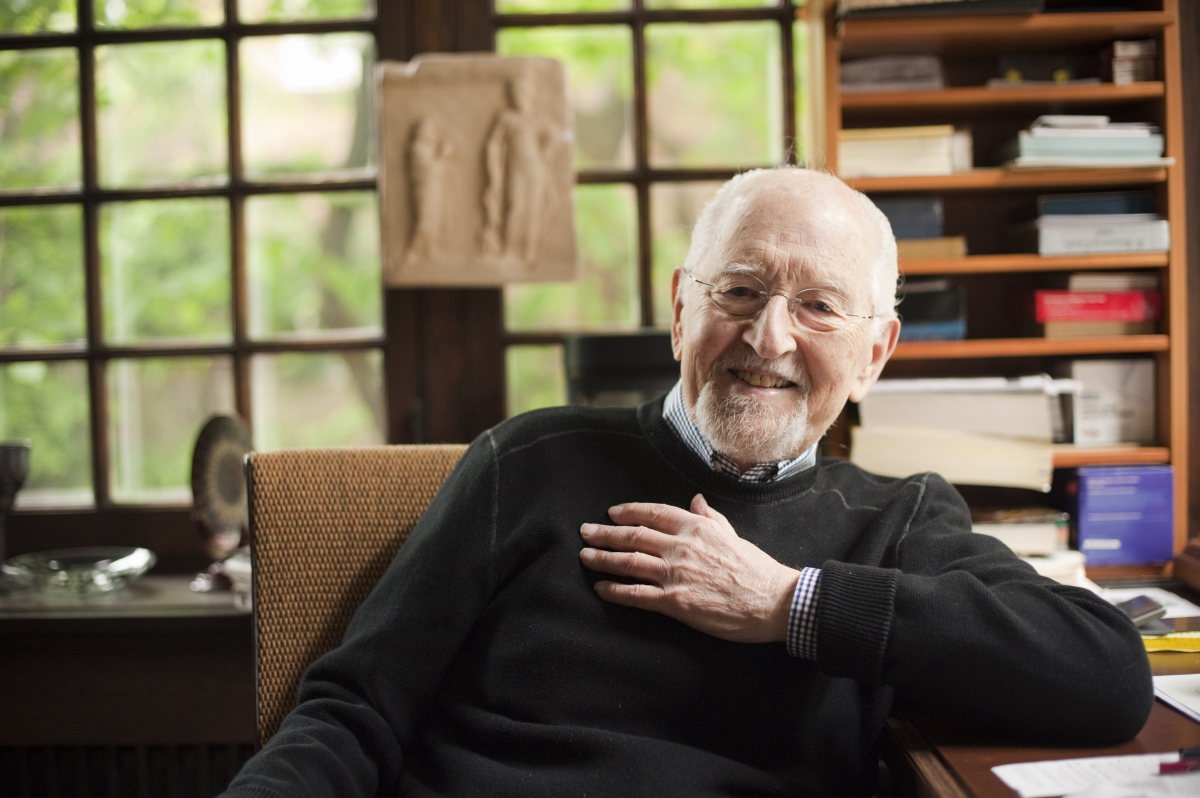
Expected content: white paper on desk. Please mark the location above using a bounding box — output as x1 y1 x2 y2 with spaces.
992 753 1179 798
1154 673 1200 724
1065 771 1200 797
1103 587 1200 619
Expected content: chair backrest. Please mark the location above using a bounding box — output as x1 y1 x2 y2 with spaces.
246 444 467 746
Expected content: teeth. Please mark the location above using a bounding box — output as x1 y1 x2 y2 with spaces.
736 370 792 389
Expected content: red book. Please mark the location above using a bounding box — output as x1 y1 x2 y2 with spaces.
1034 290 1161 323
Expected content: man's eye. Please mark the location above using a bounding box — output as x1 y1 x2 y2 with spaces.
806 299 837 315
724 285 758 299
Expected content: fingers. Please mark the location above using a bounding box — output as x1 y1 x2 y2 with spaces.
580 522 670 555
592 580 666 611
579 546 668 584
608 501 694 533
690 493 730 526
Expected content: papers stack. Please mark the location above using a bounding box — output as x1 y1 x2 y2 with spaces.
1002 116 1173 170
851 375 1081 491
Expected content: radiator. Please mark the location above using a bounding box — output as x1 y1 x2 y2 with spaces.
0 744 254 797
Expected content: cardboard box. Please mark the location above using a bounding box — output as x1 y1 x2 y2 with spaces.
1066 359 1155 445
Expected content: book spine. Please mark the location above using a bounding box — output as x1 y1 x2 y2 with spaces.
1035 291 1161 322
1036 221 1170 255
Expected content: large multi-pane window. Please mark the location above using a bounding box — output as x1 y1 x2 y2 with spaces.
496 0 820 415
0 0 384 507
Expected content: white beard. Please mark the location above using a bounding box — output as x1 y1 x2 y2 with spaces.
692 352 814 466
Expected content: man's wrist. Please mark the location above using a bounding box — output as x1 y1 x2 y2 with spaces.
785 567 821 660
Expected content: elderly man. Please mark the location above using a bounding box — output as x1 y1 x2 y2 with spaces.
223 168 1150 798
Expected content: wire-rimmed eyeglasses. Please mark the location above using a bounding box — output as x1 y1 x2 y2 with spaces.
683 268 874 333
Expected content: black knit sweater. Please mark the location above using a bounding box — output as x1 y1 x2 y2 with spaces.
224 400 1152 798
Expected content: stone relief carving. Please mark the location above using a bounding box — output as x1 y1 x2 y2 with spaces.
406 118 454 265
378 55 577 287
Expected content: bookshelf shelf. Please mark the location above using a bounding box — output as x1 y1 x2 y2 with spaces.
839 12 1171 58
1051 445 1170 469
841 82 1164 113
891 335 1169 361
899 252 1169 277
843 168 1168 194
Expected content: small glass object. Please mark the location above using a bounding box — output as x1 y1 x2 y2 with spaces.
3 546 155 596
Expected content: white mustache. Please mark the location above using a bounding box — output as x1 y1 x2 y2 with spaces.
712 350 811 393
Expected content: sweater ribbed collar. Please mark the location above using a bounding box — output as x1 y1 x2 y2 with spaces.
637 395 822 505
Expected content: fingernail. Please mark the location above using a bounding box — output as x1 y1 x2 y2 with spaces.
608 505 624 518
579 548 596 562
580 523 597 537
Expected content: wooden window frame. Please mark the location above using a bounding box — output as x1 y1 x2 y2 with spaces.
0 0 384 512
493 0 805 352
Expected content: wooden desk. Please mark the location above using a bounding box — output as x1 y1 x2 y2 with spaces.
1 575 255 794
884 651 1200 798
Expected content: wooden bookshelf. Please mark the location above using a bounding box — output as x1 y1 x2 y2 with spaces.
1051 445 1170 469
838 12 1173 57
843 168 1168 194
841 82 1164 113
891 335 1169 361
900 252 1168 277
830 2 1189 564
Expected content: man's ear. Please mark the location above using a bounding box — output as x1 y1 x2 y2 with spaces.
670 268 684 362
848 316 900 403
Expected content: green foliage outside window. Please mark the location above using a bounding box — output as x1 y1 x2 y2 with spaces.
101 198 232 343
0 0 76 34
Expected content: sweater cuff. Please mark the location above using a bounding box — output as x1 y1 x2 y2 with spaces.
785 567 821 660
816 560 899 683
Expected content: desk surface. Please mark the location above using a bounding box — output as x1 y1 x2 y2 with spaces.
891 651 1200 798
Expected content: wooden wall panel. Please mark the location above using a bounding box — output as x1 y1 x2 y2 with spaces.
379 0 506 445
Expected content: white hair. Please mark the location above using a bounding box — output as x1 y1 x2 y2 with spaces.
681 167 899 326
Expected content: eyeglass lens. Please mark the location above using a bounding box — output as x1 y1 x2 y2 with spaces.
703 273 858 332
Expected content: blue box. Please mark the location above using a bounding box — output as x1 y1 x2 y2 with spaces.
1071 465 1174 566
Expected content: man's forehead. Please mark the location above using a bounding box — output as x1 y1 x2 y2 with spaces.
702 185 875 287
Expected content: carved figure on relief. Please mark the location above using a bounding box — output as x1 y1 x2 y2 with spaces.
481 75 557 267
405 118 455 265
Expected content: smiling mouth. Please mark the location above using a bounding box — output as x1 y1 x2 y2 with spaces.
733 369 797 389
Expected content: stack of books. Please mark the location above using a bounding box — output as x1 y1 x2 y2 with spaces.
838 125 972 178
895 278 965 341
1011 190 1170 255
875 196 967 259
840 55 944 93
1103 40 1156 85
1000 115 1171 170
850 374 1081 491
1034 271 1160 339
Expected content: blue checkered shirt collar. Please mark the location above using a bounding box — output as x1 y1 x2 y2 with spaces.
661 381 817 483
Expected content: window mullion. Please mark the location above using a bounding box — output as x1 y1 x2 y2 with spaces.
225 0 252 423
781 8 797 166
76 0 111 508
632 1 653 328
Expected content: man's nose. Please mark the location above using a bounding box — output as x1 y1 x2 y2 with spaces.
743 295 798 360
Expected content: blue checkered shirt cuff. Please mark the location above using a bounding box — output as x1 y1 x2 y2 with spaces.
785 567 821 661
